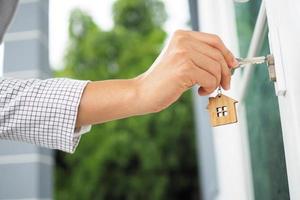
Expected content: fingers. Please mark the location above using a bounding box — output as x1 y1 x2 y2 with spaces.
172 30 236 95
187 39 231 90
185 31 238 68
187 51 222 88
198 87 213 96
188 64 218 94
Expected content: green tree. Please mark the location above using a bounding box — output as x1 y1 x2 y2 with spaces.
55 0 199 199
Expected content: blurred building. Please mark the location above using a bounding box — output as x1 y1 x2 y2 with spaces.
0 0 52 199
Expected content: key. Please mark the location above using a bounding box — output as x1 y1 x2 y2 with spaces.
231 56 267 75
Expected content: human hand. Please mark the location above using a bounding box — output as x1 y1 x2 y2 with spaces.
135 30 238 114
76 30 238 127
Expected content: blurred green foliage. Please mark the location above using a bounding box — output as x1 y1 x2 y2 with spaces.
55 0 199 199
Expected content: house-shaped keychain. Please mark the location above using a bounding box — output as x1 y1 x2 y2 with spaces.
207 94 238 127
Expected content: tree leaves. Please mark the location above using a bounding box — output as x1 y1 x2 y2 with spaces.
55 1 199 199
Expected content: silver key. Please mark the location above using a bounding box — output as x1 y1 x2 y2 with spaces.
231 56 267 75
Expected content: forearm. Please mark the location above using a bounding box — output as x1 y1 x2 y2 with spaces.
75 31 238 128
76 78 141 127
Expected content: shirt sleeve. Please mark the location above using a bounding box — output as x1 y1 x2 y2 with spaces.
0 78 91 153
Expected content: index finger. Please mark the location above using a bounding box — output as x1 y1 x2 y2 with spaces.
187 32 238 68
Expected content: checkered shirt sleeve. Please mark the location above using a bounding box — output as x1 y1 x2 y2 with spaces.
0 78 91 153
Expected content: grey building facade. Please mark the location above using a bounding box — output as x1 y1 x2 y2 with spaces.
0 0 53 199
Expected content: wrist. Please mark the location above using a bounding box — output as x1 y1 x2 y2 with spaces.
132 74 163 115
131 76 146 116
77 78 146 126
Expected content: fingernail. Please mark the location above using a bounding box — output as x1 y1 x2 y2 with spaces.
225 83 230 90
232 58 239 67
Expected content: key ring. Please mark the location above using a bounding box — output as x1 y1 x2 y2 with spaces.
217 87 222 97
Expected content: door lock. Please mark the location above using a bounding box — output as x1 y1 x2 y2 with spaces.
231 54 277 82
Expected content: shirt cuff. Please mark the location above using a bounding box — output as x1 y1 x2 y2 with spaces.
66 79 91 153
0 78 91 153
74 125 92 138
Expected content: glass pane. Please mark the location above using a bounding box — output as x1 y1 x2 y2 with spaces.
235 1 289 199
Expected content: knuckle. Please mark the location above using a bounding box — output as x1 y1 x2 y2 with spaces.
210 36 225 51
224 49 232 57
223 67 231 77
175 35 188 48
207 76 217 90
175 49 189 59
212 34 222 43
215 52 224 62
181 60 193 72
174 29 186 37
177 61 193 77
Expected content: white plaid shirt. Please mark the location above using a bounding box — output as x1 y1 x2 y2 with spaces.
0 78 92 153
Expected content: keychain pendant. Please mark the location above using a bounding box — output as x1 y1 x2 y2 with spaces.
207 89 238 127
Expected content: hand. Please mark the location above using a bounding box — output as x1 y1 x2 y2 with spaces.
76 30 238 127
135 30 238 114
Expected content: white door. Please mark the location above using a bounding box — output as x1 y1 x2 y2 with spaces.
264 0 300 199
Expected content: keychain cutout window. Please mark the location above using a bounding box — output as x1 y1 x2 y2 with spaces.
216 106 228 117
207 92 238 127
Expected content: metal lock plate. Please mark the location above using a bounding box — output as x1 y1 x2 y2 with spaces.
266 55 276 82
